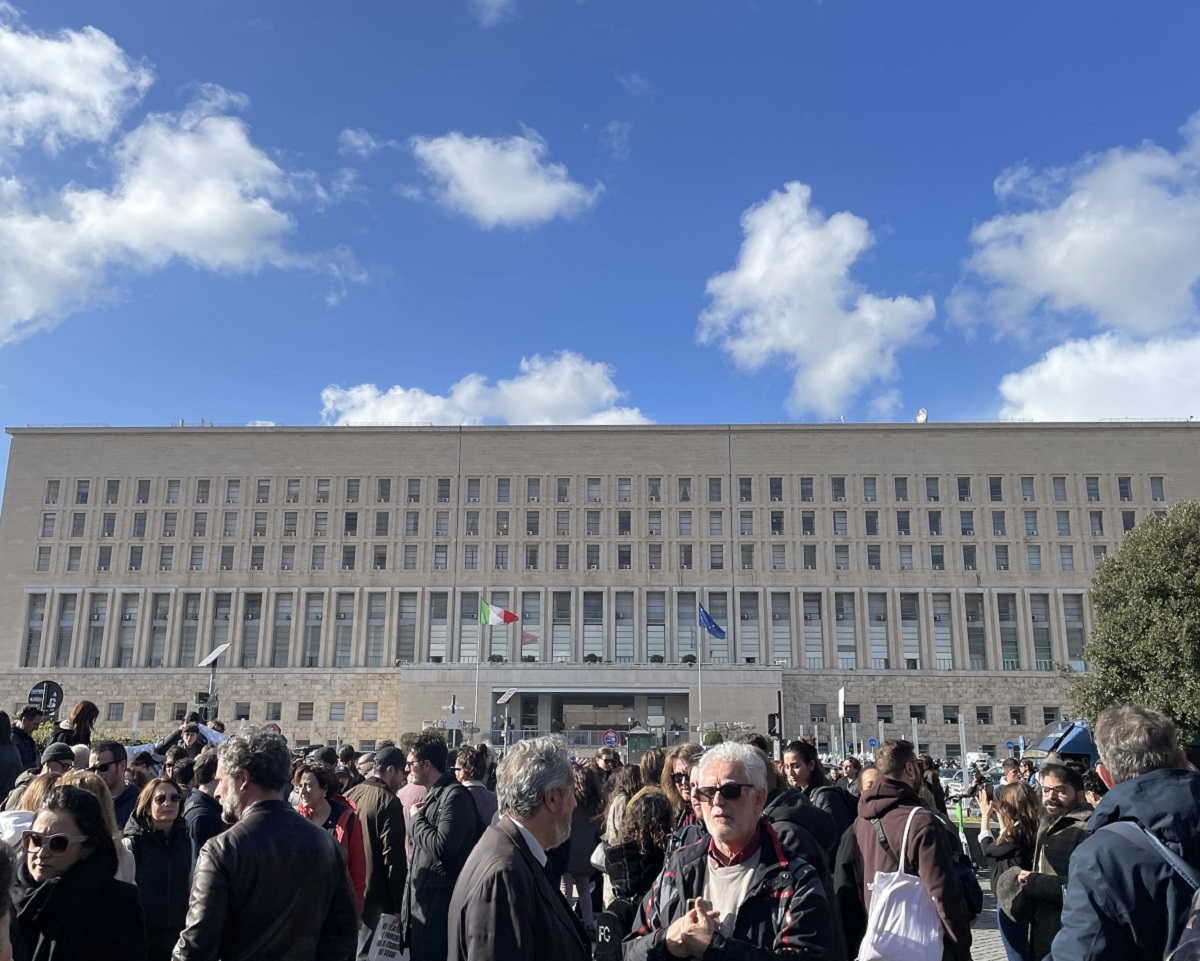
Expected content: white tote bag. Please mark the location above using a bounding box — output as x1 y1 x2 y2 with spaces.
859 807 944 961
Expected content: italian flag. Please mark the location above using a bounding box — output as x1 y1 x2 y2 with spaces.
479 597 519 626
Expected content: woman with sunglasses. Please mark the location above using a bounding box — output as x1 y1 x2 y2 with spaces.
292 763 366 918
122 777 193 961
660 743 705 851
11 784 145 961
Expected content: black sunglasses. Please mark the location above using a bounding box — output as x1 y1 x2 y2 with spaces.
670 772 689 785
23 831 88 853
153 793 183 804
693 782 757 804
88 759 119 774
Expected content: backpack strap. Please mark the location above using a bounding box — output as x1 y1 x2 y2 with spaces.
871 817 896 863
1102 821 1200 891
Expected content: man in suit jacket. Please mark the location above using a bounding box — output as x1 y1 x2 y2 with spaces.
448 735 590 961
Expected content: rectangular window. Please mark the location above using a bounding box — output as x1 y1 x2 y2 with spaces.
1117 476 1132 501
1060 545 1075 571
1053 476 1068 502
770 510 784 535
677 477 691 502
36 547 51 572
128 546 143 571
1024 510 1039 535
864 511 879 536
524 545 538 570
992 510 1006 536
709 545 724 570
800 477 814 501
104 479 121 504
770 476 784 501
1056 510 1071 536
298 701 314 721
960 510 974 535
67 547 81 571
407 478 422 503
709 510 722 536
556 511 570 536
989 476 1003 502
678 511 692 536
403 545 417 569
894 476 908 502
1086 476 1101 501
867 544 881 570
106 703 124 722
739 510 753 536
494 545 508 570
433 545 448 569
495 477 509 502
803 511 816 535
98 545 112 570
362 701 379 721
678 544 692 569
863 476 877 502
373 545 388 569
1151 476 1165 501
555 544 569 570
343 511 358 537
925 476 939 502
404 511 419 536
1122 510 1136 533
898 544 913 569
1093 544 1107 566
896 510 910 536
41 513 55 538
1027 544 1042 571
311 545 325 571
220 546 234 570
834 544 850 569
254 512 269 537
803 544 817 569
75 479 90 504
832 511 848 536
1090 511 1104 536
280 545 295 570
738 477 753 502
931 545 944 570
1021 476 1036 501
72 513 86 537
45 480 60 505
466 478 480 502
375 511 389 537
995 544 1009 570
963 545 977 570
557 477 571 502
928 510 941 536
957 476 972 501
831 476 846 501
526 477 541 502
588 543 602 568
708 477 722 502
345 478 360 504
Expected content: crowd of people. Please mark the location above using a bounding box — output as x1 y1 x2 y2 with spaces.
0 700 1196 960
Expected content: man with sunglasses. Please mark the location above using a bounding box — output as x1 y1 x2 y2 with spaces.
88 740 138 829
625 742 831 960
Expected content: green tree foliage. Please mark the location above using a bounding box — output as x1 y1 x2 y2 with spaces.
1072 500 1200 741
702 730 724 746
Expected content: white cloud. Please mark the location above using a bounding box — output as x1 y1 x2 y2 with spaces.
320 351 650 426
603 120 631 161
0 81 362 346
951 112 1200 339
0 15 153 154
868 389 903 420
998 332 1200 420
698 181 935 417
336 127 397 158
618 71 651 98
409 128 602 229
469 0 515 27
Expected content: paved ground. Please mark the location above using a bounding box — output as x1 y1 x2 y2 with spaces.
972 876 1009 961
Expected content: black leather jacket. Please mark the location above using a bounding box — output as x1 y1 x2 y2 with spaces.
173 798 357 961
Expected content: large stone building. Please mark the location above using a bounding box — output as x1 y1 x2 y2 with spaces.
1 422 1191 756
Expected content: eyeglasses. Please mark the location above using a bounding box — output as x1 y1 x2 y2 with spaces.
23 831 88 854
670 772 689 785
693 782 757 804
153 793 183 804
88 760 118 774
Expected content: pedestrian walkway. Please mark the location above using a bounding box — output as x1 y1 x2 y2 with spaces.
972 875 1007 961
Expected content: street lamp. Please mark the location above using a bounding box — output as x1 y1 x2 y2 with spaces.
197 643 231 722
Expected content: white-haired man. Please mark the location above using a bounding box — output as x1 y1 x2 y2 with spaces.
447 735 590 961
1050 705 1200 961
624 741 831 959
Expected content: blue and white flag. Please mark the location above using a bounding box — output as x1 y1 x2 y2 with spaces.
698 603 726 640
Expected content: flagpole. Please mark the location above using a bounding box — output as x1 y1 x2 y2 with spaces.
474 622 486 740
697 637 704 738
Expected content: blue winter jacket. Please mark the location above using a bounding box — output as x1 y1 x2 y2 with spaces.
1049 767 1200 961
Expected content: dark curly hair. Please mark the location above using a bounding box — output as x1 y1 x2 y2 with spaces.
615 789 673 855
456 743 490 781
291 763 336 795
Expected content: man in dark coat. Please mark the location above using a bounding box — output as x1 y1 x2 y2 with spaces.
12 706 42 771
1050 705 1200 961
448 735 590 961
401 730 481 961
182 747 225 862
344 745 408 957
173 728 358 961
849 739 971 961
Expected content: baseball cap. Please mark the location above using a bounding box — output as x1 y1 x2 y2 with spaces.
184 711 202 723
18 705 44 721
41 743 75 766
374 746 406 771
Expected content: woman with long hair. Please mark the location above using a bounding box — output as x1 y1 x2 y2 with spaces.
292 763 366 917
11 785 145 960
601 764 643 845
781 739 855 835
604 789 674 906
659 743 704 828
57 769 137 883
979 780 1039 961
123 778 193 961
49 701 98 748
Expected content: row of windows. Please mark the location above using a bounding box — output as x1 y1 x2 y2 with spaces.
30 537 1115 576
21 586 1088 672
44 472 1170 510
808 703 1067 728
72 698 382 726
38 503 1160 546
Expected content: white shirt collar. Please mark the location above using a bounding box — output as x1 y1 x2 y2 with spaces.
507 815 546 866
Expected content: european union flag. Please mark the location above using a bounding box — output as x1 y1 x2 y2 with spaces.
698 603 726 640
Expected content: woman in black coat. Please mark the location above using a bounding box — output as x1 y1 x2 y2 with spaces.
123 778 193 961
47 701 98 748
11 784 146 961
979 780 1039 961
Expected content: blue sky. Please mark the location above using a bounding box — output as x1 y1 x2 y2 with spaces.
3 0 1200 477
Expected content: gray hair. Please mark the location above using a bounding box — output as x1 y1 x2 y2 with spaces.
496 735 573 817
216 728 292 792
696 741 767 789
1094 704 1182 785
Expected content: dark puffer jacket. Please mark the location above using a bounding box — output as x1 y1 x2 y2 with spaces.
623 821 832 960
1050 767 1200 961
604 839 665 904
763 786 837 872
123 814 194 961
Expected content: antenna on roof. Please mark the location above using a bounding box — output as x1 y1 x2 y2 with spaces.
916 409 928 424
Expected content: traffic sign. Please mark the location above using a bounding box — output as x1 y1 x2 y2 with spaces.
602 729 621 748
1018 735 1026 753
1006 741 1015 751
28 680 64 720
868 738 878 748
